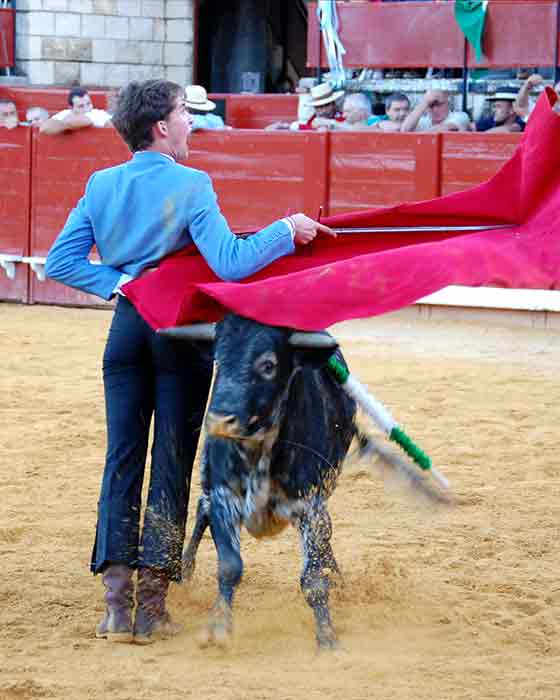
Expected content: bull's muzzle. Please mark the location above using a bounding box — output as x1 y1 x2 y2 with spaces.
206 411 243 438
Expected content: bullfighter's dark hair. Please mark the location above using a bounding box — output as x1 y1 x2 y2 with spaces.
111 79 183 153
385 92 410 111
67 87 89 106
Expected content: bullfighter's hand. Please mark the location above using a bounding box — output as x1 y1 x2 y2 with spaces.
290 213 336 245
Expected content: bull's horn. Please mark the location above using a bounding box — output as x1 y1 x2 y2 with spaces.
288 332 338 349
157 323 216 341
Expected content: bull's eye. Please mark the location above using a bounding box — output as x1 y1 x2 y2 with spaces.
255 351 278 380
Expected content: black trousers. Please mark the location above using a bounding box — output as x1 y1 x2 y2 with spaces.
91 297 213 581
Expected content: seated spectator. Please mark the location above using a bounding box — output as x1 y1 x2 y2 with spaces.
339 92 373 130
370 92 411 131
476 87 525 133
0 99 19 130
25 106 49 127
401 90 470 132
297 82 345 131
40 87 112 135
185 85 227 131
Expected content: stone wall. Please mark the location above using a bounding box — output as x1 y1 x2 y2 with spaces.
15 0 195 87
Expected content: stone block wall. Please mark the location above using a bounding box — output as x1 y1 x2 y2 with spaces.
15 0 195 87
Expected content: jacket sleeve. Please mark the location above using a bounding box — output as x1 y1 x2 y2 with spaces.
186 172 295 281
45 178 122 300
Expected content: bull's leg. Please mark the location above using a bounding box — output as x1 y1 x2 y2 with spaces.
297 498 338 649
200 486 243 647
181 492 210 582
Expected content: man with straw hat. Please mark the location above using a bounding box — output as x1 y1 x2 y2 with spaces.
185 84 227 131
298 82 345 131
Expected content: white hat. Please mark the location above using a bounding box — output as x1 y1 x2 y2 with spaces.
185 85 216 112
310 82 345 107
487 87 518 101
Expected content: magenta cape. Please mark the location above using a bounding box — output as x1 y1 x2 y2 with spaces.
125 90 560 331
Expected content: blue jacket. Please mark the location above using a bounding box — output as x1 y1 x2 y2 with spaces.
45 150 294 300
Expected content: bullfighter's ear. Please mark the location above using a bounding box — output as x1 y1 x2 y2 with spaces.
157 323 216 342
289 331 338 369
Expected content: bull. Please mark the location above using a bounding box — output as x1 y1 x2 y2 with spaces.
161 313 358 649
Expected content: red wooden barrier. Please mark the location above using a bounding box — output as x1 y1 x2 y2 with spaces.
440 132 520 196
328 132 441 215
468 2 558 67
0 127 31 302
187 129 329 230
209 94 299 129
0 9 14 68
29 128 128 307
308 1 560 68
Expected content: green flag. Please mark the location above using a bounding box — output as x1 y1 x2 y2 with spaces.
454 0 488 63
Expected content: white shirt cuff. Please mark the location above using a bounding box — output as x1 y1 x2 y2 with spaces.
281 217 295 241
113 273 134 297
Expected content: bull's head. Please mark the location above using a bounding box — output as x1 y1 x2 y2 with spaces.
159 314 337 445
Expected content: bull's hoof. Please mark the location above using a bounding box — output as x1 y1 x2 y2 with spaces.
197 601 233 649
316 624 338 651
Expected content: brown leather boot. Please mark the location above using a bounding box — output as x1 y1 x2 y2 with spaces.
95 564 134 643
133 567 183 644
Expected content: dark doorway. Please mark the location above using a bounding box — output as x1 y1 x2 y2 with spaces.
195 0 308 94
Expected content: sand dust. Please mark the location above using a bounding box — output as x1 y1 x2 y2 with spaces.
1 303 559 700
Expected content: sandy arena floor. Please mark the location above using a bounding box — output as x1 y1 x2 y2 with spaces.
1 303 559 700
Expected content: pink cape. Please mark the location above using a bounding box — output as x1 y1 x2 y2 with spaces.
125 89 560 331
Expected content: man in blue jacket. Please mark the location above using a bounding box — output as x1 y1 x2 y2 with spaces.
45 79 333 644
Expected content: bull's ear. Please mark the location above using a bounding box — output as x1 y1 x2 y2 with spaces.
288 331 338 369
157 323 216 342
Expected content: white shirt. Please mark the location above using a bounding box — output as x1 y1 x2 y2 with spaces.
52 108 112 128
417 111 471 131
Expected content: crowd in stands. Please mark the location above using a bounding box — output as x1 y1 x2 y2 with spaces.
265 74 559 134
1 75 554 136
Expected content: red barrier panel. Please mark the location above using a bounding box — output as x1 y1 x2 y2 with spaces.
308 1 463 69
440 132 520 196
187 129 329 229
209 94 299 129
0 127 31 302
0 9 14 68
308 1 559 68
328 132 441 215
468 2 557 67
29 128 129 307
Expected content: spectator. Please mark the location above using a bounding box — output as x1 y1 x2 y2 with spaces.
339 92 372 130
40 87 112 135
0 99 19 130
476 87 525 133
370 92 411 131
514 73 551 123
185 85 227 131
26 106 49 127
401 90 470 132
297 82 345 131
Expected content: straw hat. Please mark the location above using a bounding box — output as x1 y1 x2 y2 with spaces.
185 85 216 112
310 82 345 107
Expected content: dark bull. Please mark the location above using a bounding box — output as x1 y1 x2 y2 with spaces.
160 313 357 649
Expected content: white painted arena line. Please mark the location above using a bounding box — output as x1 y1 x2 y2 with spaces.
414 286 560 312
